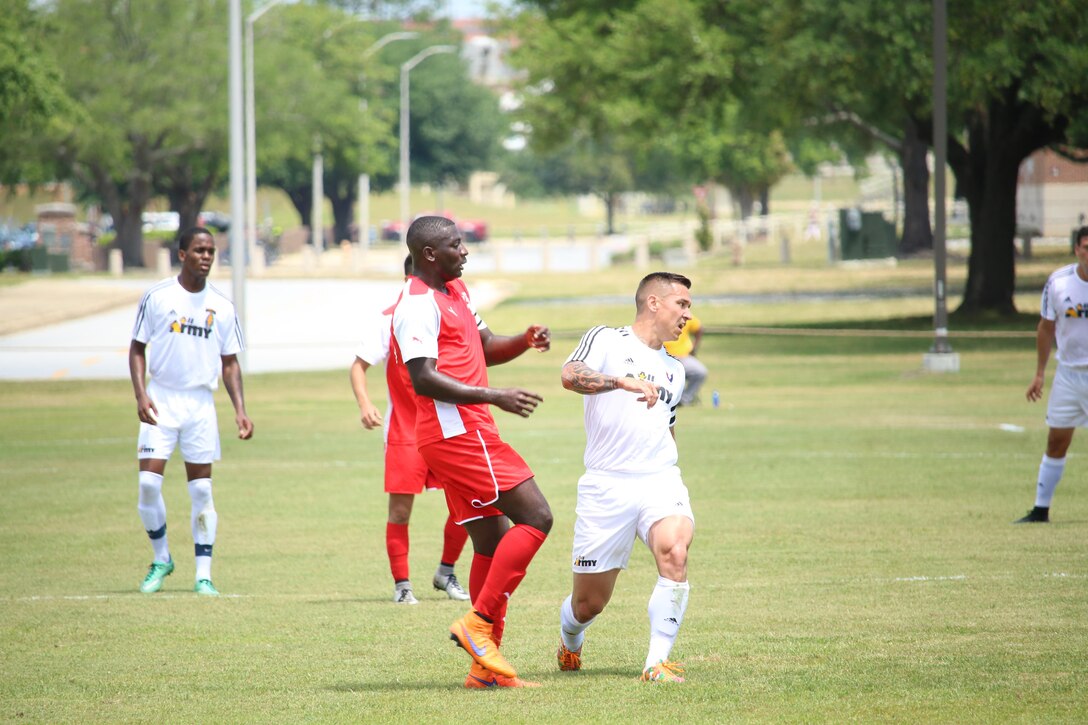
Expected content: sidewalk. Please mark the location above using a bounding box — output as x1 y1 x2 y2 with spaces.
0 269 510 381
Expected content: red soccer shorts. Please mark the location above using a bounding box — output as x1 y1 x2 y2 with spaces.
418 428 534 524
384 442 442 494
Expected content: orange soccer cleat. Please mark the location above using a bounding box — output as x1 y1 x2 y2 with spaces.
556 642 582 671
449 611 517 679
464 661 541 689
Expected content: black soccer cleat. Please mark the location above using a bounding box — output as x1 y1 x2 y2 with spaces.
1014 506 1050 524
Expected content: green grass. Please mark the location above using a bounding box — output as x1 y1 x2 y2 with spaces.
3 305 1087 722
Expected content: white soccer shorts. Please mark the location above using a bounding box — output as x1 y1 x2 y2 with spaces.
136 382 221 463
1046 364 1088 429
569 466 694 574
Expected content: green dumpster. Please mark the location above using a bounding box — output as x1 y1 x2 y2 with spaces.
839 209 897 260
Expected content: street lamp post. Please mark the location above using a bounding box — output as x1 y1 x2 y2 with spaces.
923 0 959 373
400 45 456 242
357 32 418 248
244 0 285 274
228 0 246 366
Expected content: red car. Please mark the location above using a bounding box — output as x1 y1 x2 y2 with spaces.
381 212 488 242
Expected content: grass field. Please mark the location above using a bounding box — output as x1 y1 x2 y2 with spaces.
3 277 1087 723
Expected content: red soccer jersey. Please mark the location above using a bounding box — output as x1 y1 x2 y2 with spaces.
391 276 496 447
382 299 418 446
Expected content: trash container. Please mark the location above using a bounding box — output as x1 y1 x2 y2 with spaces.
48 252 70 273
29 245 48 272
839 209 897 260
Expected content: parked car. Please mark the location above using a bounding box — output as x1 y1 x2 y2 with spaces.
381 212 488 243
142 211 179 233
198 210 231 232
0 222 38 250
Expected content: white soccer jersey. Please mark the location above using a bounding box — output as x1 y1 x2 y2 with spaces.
565 325 686 474
1041 263 1088 366
355 308 391 367
132 277 244 391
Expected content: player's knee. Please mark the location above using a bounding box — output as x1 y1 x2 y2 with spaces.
137 471 163 503
573 598 604 622
188 478 214 511
656 542 688 573
529 504 553 535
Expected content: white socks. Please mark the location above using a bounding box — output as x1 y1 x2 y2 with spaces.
137 471 170 564
560 594 595 652
188 478 216 581
645 576 690 669
1036 455 1065 508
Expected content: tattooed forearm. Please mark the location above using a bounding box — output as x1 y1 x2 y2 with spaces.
561 360 616 394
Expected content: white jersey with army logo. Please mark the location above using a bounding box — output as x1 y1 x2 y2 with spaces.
1041 263 1088 367
132 277 244 391
566 325 686 474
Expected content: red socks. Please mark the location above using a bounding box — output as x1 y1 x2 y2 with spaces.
386 522 409 582
472 524 547 622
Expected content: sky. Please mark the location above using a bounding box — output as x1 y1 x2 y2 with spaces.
446 0 513 18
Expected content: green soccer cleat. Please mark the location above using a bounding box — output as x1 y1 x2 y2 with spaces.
194 578 219 597
639 660 685 683
139 559 175 594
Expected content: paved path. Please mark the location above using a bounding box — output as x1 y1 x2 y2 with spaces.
0 276 504 381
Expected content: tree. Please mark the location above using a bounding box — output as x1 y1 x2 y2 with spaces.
257 8 501 244
0 0 69 148
510 0 794 224
940 0 1088 313
31 0 229 267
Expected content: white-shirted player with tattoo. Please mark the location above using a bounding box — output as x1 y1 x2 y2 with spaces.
556 271 695 683
129 226 253 596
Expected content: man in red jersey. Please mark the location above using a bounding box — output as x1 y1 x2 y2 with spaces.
391 216 552 688
351 255 470 605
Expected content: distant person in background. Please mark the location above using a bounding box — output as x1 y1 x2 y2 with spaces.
1019 226 1088 523
350 254 470 605
664 313 707 406
128 227 253 596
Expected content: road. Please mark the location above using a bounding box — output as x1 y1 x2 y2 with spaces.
0 278 408 380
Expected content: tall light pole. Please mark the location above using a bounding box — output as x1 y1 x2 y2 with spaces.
400 45 456 242
312 135 324 253
228 0 246 365
923 0 959 373
244 0 284 273
358 31 418 247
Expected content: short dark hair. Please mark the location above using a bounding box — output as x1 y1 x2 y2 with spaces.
1076 226 1088 248
406 216 456 249
635 271 691 311
178 226 214 252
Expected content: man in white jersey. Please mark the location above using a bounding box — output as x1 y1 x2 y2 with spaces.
1018 226 1088 523
556 271 695 683
129 227 253 595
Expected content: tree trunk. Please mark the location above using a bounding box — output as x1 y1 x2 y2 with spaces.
113 210 146 268
732 185 755 220
95 165 151 269
283 186 313 239
959 145 1020 313
603 191 616 235
951 91 1069 314
759 185 769 216
167 177 215 242
898 116 933 256
329 189 355 247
